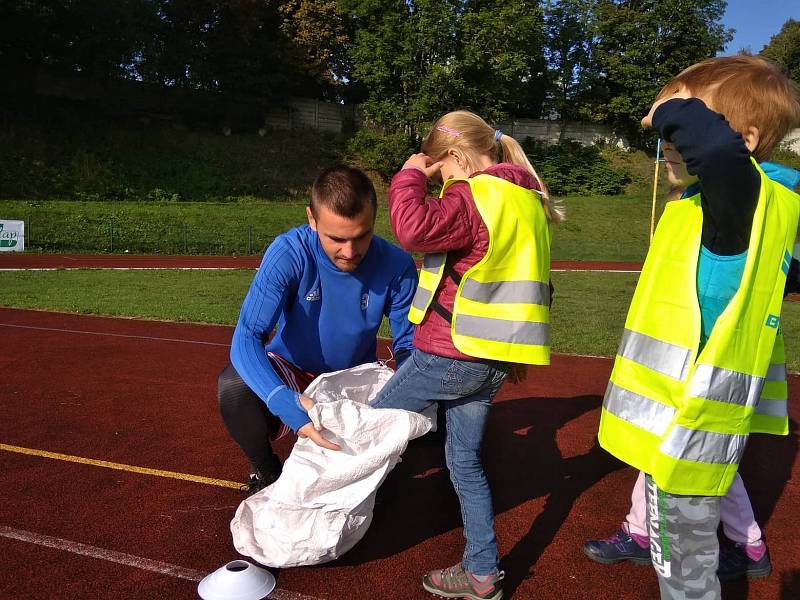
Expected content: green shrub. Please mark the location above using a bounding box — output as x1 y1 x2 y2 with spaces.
523 138 630 196
0 100 347 202
347 129 415 178
108 149 230 199
773 144 800 172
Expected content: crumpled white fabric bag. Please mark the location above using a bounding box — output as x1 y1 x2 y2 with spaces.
230 362 432 568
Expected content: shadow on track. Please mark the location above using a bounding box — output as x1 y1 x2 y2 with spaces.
334 394 626 593
720 419 798 600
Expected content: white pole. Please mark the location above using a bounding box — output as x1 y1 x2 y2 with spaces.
649 139 661 243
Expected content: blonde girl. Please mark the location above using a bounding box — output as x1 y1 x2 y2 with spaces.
371 110 561 600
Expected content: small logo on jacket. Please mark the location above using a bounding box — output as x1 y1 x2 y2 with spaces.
361 293 369 310
306 288 321 302
765 314 780 329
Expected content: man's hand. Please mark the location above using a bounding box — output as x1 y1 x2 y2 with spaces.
402 153 444 179
297 395 341 451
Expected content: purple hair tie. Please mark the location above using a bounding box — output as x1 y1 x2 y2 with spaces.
494 129 503 142
435 125 461 137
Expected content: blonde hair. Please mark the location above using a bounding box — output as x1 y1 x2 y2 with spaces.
656 55 800 162
421 110 565 222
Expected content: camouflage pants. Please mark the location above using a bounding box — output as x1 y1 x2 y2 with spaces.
644 474 721 600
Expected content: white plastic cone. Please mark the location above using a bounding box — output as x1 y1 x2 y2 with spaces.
197 560 276 600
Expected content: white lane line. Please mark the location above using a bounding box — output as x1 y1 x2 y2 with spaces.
1 525 205 581
0 525 324 600
550 268 640 273
0 323 230 347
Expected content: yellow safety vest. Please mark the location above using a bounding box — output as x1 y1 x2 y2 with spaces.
598 161 799 496
408 174 552 364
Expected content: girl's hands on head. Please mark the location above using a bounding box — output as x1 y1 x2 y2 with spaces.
403 153 444 179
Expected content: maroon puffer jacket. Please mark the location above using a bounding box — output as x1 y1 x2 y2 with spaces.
389 163 542 361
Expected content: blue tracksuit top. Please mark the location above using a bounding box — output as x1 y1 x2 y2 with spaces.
230 225 418 432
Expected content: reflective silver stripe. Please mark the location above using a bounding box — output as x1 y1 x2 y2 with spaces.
460 279 550 305
411 287 433 311
690 364 763 408
603 381 675 436
766 363 787 382
755 398 788 418
618 329 691 380
454 314 549 346
421 253 446 274
660 426 747 465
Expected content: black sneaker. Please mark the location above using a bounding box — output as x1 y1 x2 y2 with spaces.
583 528 651 565
718 542 772 581
240 466 281 496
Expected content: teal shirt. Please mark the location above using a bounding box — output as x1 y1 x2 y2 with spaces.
693 162 799 349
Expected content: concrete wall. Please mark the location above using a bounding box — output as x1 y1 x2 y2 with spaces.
497 118 628 148
784 129 800 154
266 97 628 146
263 98 356 134
28 69 798 152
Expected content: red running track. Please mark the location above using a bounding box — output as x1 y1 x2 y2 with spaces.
0 253 644 272
1 307 799 599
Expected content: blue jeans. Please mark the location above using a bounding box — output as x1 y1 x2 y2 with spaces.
371 349 509 576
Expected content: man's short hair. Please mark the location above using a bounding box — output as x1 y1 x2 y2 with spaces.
656 55 800 162
310 165 377 219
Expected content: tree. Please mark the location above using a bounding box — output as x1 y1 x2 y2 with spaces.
458 0 549 122
279 0 351 99
761 18 800 84
340 0 549 134
340 0 462 131
588 0 732 145
139 0 318 98
0 0 160 81
543 0 596 121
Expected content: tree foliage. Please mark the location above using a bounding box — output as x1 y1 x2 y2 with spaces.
0 0 160 80
761 18 800 84
587 0 732 143
543 0 596 121
1 0 764 150
340 0 548 133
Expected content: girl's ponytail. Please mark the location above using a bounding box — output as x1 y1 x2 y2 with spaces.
423 110 564 223
497 134 565 223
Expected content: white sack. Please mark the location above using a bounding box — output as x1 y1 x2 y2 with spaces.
230 362 432 568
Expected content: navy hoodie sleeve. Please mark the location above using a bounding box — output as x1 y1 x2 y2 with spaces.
787 258 800 297
652 98 761 255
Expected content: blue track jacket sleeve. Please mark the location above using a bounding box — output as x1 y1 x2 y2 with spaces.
230 237 310 432
386 253 418 366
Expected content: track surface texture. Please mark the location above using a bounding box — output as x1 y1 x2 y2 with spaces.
1 307 798 599
0 253 643 272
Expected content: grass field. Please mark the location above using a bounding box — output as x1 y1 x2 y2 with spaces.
0 198 394 256
1 269 797 372
1 191 665 261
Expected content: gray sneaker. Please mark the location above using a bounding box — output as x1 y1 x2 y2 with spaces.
421 563 504 600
